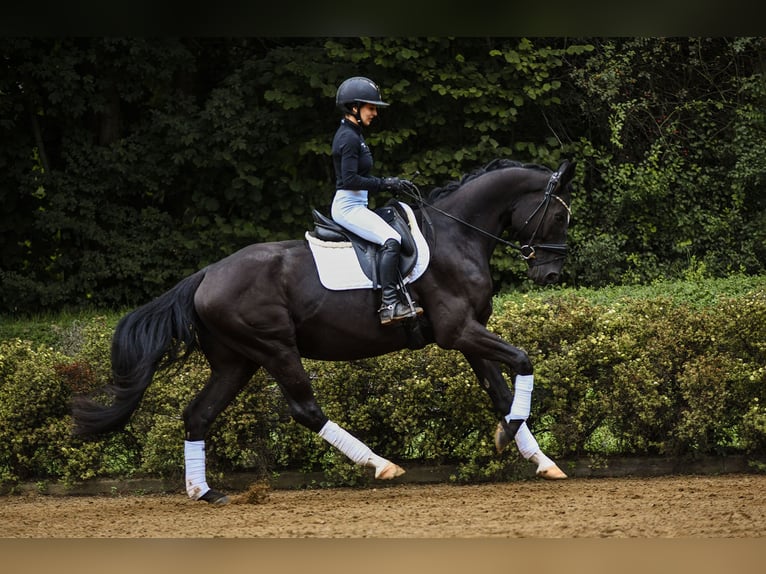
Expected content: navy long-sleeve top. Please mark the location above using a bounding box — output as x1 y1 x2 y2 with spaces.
332 118 383 192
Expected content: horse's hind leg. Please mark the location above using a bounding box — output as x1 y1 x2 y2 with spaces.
264 350 405 480
182 351 257 504
465 355 566 480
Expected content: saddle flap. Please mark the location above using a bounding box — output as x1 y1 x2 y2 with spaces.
377 202 416 256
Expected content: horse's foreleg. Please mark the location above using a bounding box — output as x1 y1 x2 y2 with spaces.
463 354 532 449
442 319 539 442
511 422 567 479
267 354 405 480
465 354 567 480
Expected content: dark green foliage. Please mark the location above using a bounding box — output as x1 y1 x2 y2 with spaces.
2 36 766 486
0 276 764 488
566 37 766 286
3 38 765 313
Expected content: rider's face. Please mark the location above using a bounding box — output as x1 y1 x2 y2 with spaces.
357 103 378 126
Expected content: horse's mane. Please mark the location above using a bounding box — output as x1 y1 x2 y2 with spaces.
427 158 551 202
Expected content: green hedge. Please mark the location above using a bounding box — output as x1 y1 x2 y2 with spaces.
1 275 764 489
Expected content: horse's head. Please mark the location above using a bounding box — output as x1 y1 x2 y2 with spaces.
421 158 575 286
511 160 575 285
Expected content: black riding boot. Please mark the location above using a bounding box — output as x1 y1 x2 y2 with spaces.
378 238 423 326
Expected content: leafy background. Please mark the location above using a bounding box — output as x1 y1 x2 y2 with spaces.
1 38 765 488
2 38 765 313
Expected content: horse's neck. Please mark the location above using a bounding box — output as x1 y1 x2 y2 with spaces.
423 183 507 263
437 175 511 237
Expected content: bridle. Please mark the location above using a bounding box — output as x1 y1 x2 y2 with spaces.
400 167 571 264
515 169 571 264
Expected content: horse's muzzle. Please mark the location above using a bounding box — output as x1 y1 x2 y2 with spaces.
542 271 560 285
527 263 563 286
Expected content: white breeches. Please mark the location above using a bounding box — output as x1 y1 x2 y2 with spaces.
331 189 401 245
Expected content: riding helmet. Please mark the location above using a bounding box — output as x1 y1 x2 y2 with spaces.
335 77 390 112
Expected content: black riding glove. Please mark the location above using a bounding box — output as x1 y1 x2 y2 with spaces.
381 177 403 192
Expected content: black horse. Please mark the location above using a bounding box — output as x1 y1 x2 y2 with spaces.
73 158 576 504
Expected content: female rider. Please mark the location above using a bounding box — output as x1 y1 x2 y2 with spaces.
331 76 423 325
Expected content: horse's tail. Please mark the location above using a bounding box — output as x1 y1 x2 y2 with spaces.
71 270 207 436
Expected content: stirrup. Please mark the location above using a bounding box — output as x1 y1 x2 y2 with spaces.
397 281 423 319
408 301 424 316
379 302 418 325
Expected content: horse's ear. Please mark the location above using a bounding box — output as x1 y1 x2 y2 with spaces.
558 159 577 185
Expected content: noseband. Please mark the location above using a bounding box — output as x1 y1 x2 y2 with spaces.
401 167 571 264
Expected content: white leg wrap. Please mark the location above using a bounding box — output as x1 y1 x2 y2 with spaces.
184 440 210 500
529 451 556 471
318 420 389 474
514 421 540 459
505 374 534 422
515 423 556 472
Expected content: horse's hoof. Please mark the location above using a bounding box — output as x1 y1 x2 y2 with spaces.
494 422 512 454
376 462 406 480
536 465 568 480
199 489 230 505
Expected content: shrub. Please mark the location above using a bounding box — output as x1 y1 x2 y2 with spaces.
0 276 764 488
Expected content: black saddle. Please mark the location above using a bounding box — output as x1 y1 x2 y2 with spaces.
309 201 419 287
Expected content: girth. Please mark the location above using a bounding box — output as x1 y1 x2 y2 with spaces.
310 201 419 287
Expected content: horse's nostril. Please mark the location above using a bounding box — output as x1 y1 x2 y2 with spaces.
544 272 560 284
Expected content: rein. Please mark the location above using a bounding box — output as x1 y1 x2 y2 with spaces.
400 169 570 262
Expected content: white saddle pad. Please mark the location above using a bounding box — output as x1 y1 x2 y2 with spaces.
305 202 430 291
